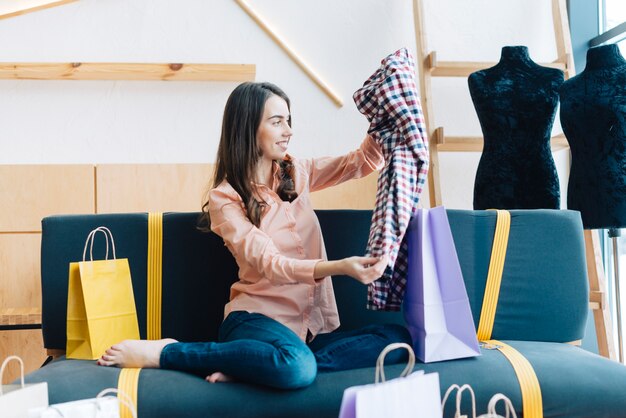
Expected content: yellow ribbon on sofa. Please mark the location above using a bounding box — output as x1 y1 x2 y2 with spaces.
115 213 163 417
477 210 511 341
147 212 163 340
477 209 543 418
118 367 141 418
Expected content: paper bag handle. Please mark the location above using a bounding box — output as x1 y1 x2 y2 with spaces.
442 383 477 418
30 388 138 418
375 342 415 383
0 355 25 395
97 388 137 418
82 226 117 262
478 393 517 418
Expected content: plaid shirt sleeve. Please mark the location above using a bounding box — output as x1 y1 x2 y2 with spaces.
352 48 430 311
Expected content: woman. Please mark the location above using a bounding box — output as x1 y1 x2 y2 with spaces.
98 82 411 389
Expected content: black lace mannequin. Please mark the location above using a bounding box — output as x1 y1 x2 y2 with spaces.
559 44 626 229
469 46 564 210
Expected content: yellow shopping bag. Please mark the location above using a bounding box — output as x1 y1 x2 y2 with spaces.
67 227 140 360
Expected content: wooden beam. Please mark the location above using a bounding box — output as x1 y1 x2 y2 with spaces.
590 290 605 310
0 308 42 326
426 51 437 69
552 0 576 79
436 133 570 153
0 0 77 20
0 62 256 81
437 136 483 152
413 0 442 207
550 133 570 152
585 229 617 360
233 0 342 107
430 57 567 77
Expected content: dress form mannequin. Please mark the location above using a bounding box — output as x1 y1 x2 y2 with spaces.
559 44 626 229
469 46 564 210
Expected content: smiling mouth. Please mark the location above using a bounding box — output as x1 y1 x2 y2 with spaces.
276 141 289 150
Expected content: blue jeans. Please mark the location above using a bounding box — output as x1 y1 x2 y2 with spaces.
160 311 411 390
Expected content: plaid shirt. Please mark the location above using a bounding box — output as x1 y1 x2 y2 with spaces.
353 48 429 311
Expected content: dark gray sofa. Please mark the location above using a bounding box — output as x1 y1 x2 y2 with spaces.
25 209 626 417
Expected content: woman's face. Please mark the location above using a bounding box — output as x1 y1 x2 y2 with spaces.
256 94 292 162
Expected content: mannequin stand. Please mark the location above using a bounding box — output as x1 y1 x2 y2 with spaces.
609 227 623 363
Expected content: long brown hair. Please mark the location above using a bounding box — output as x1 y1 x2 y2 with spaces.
200 82 298 229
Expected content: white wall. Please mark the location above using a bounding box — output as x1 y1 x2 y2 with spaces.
0 0 570 209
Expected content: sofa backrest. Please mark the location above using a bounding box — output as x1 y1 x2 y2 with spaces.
446 209 588 342
40 209 588 351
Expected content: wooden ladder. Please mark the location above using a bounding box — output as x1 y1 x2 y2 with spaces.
412 0 616 360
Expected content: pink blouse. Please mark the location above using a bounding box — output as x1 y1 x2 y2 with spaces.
208 135 384 341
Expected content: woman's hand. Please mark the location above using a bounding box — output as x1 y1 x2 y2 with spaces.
340 256 388 284
314 256 388 284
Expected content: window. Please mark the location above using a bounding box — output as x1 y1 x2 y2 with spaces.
603 0 626 32
593 0 626 54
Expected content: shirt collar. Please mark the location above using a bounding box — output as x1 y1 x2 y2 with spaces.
252 160 282 190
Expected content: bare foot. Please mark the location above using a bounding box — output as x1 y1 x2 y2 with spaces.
205 372 234 384
97 338 177 368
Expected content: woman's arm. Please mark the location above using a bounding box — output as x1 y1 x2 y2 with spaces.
210 187 387 286
314 256 388 285
304 135 384 193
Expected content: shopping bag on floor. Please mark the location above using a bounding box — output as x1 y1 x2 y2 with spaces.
338 343 442 418
28 388 137 418
0 356 48 418
403 206 481 362
67 227 140 360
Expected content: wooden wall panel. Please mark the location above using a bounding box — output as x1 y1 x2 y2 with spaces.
309 172 378 209
96 164 214 213
0 234 41 309
0 165 95 232
96 164 378 213
0 330 46 384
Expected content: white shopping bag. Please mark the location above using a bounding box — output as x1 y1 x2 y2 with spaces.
0 356 49 418
339 343 442 418
442 384 518 418
28 388 136 418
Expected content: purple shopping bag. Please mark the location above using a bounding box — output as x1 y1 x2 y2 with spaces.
402 206 480 363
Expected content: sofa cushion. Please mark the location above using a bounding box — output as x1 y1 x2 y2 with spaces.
25 342 626 417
